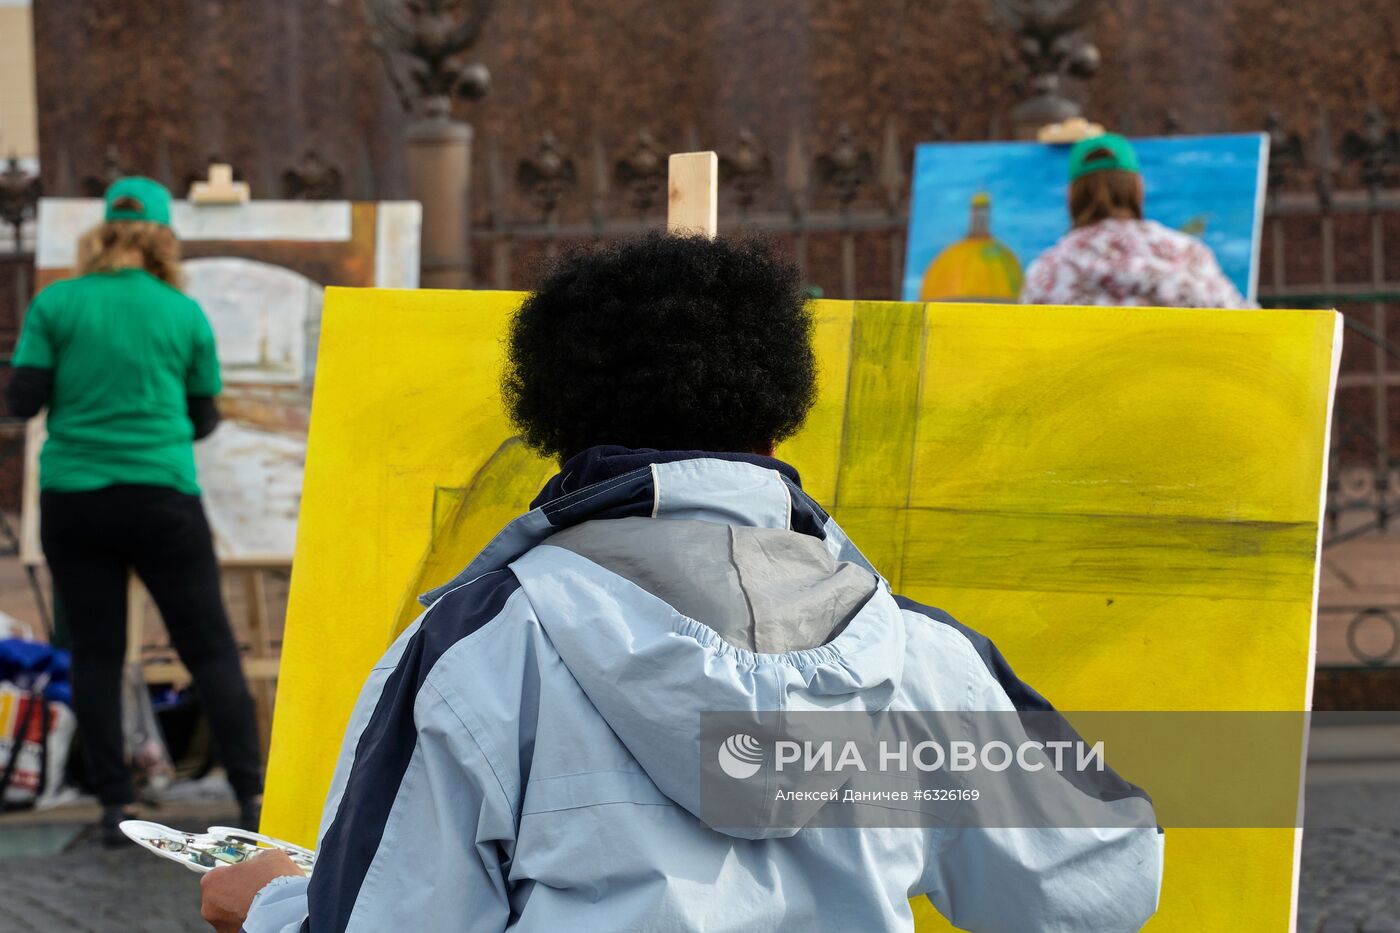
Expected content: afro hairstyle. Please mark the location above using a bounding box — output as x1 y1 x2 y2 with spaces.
503 233 816 462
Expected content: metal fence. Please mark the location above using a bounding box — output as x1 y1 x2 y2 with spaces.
474 122 911 299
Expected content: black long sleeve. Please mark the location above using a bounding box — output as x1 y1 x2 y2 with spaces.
8 366 219 437
6 366 52 418
187 394 221 440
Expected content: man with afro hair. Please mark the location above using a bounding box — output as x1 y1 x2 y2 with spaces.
208 233 1163 933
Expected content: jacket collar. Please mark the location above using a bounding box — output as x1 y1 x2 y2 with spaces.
531 445 803 509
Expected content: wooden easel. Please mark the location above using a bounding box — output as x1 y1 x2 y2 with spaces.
129 558 284 761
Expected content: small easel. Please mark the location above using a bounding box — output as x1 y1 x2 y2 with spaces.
667 151 718 238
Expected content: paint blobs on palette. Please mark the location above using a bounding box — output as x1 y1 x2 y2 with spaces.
120 819 315 876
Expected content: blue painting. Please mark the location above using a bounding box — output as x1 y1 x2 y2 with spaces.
901 134 1269 303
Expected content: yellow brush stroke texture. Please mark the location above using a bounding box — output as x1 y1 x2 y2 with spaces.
265 290 1336 932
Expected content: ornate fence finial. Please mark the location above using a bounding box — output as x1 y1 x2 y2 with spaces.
1341 106 1400 195
517 132 577 220
815 123 873 211
1263 111 1305 191
783 124 810 218
879 118 906 211
0 156 41 247
990 0 1104 135
1313 107 1337 208
363 0 494 121
719 129 772 219
282 150 344 200
589 130 610 227
81 146 128 197
614 129 666 216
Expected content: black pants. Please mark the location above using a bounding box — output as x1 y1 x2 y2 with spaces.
40 484 263 807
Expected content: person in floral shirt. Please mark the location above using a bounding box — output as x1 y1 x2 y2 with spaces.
1021 133 1251 309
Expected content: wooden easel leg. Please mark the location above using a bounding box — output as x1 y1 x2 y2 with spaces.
243 568 273 763
125 573 144 665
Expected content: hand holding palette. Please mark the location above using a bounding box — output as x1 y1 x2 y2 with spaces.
119 819 315 876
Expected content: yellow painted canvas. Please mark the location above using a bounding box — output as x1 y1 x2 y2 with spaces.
265 288 1339 930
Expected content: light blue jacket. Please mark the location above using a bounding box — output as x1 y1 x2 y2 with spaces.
246 449 1163 932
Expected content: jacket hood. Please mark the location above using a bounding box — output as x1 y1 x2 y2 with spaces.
424 448 904 838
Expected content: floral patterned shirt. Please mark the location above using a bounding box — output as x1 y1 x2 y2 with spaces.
1021 218 1251 309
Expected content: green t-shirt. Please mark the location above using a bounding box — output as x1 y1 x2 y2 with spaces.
13 268 222 494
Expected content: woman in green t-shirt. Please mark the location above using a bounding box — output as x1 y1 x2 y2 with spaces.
8 177 263 844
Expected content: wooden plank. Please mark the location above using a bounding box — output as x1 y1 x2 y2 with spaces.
19 416 42 566
143 656 281 683
245 570 272 659
244 567 275 760
217 554 294 570
666 151 718 238
125 575 145 665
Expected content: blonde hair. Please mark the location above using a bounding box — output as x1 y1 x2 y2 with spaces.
1069 161 1143 229
76 220 185 289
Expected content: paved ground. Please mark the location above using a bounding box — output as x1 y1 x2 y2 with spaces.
1299 828 1400 932
1297 781 1400 932
0 827 215 932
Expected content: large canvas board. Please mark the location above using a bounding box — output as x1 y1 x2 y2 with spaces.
20 198 421 564
902 134 1269 304
264 289 1337 929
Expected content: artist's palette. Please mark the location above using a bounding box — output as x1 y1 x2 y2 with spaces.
119 820 316 876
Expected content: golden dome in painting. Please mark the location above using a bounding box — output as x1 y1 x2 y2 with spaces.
919 192 1023 302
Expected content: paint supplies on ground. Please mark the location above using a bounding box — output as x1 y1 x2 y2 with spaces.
0 638 75 807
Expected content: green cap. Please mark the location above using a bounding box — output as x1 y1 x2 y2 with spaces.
104 176 173 226
1068 133 1140 182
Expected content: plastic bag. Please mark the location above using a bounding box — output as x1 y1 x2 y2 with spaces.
0 611 32 641
0 637 75 807
122 662 175 801
0 680 75 806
